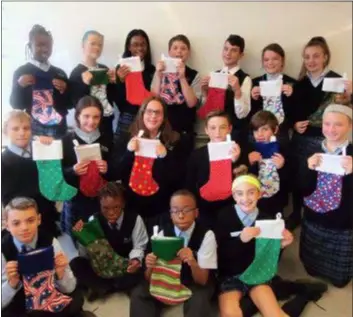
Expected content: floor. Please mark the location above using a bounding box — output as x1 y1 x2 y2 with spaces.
58 225 352 317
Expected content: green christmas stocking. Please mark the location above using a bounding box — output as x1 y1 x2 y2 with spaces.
36 160 78 201
72 218 129 279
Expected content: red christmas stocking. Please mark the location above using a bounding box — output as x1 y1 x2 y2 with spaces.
200 159 232 201
125 72 153 106
197 87 226 119
129 155 159 196
80 161 107 197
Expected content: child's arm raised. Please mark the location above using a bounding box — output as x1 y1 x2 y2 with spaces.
229 75 252 119
2 256 22 309
150 61 165 95
178 63 200 108
9 67 35 110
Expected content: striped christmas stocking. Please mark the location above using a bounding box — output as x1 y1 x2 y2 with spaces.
80 161 107 197
149 258 192 305
125 71 153 106
160 73 185 105
17 246 72 313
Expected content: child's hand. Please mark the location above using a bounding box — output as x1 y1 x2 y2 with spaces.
200 76 210 96
177 61 186 80
240 227 261 243
156 143 167 158
282 84 293 97
229 143 241 162
344 79 352 95
82 71 93 85
281 229 294 248
307 153 322 170
178 248 197 267
272 153 285 169
72 220 84 232
52 79 67 94
228 75 240 93
341 155 352 174
251 86 261 100
294 120 309 134
54 252 69 280
96 160 108 174
156 61 166 75
5 261 20 289
127 259 141 273
38 136 54 145
107 69 116 83
74 161 90 176
117 65 130 82
249 151 262 165
127 137 139 152
18 74 35 87
334 93 350 105
145 253 157 269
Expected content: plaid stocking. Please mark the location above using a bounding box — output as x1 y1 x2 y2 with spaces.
125 71 153 106
198 87 226 119
160 73 185 105
129 155 159 196
150 258 192 305
80 161 107 197
36 160 78 201
17 246 72 312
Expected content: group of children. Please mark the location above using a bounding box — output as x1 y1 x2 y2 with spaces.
1 23 353 317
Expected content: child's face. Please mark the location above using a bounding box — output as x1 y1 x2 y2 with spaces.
322 112 352 143
253 124 277 143
262 50 283 74
31 34 53 63
205 116 232 142
83 34 104 61
222 41 243 67
100 196 125 224
77 106 102 133
170 195 198 231
129 35 148 61
303 45 327 74
5 118 32 148
169 40 190 63
232 183 261 213
143 100 164 133
6 208 41 244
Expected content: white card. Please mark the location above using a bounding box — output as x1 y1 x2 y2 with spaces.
119 56 142 72
161 54 181 73
322 77 345 93
74 143 102 162
260 79 283 97
316 154 346 175
32 140 63 161
209 71 228 89
255 213 284 239
207 140 235 161
136 138 159 158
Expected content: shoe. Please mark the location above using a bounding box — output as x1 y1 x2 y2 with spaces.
79 311 98 317
295 279 328 302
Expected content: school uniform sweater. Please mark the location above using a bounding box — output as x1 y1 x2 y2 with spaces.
10 62 71 116
301 144 353 230
291 70 341 137
215 205 275 278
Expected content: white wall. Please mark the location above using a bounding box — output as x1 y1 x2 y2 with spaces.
2 2 352 129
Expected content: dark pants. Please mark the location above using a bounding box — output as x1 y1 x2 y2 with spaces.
130 280 214 317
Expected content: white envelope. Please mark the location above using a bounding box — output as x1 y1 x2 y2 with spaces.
255 214 284 239
316 154 345 175
74 143 102 162
136 138 159 158
32 140 63 161
209 71 228 89
322 77 345 93
260 79 283 97
208 140 235 161
161 54 181 73
119 56 142 72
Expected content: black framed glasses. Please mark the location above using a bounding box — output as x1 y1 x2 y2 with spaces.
170 207 197 215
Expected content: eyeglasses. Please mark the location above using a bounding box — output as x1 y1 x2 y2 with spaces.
170 207 197 215
145 109 163 117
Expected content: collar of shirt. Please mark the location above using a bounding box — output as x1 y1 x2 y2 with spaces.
13 233 38 253
141 60 145 72
108 212 124 230
29 59 51 72
74 127 101 144
8 143 31 158
321 139 349 155
174 222 196 246
222 65 240 75
266 73 283 81
307 68 329 87
235 204 259 227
